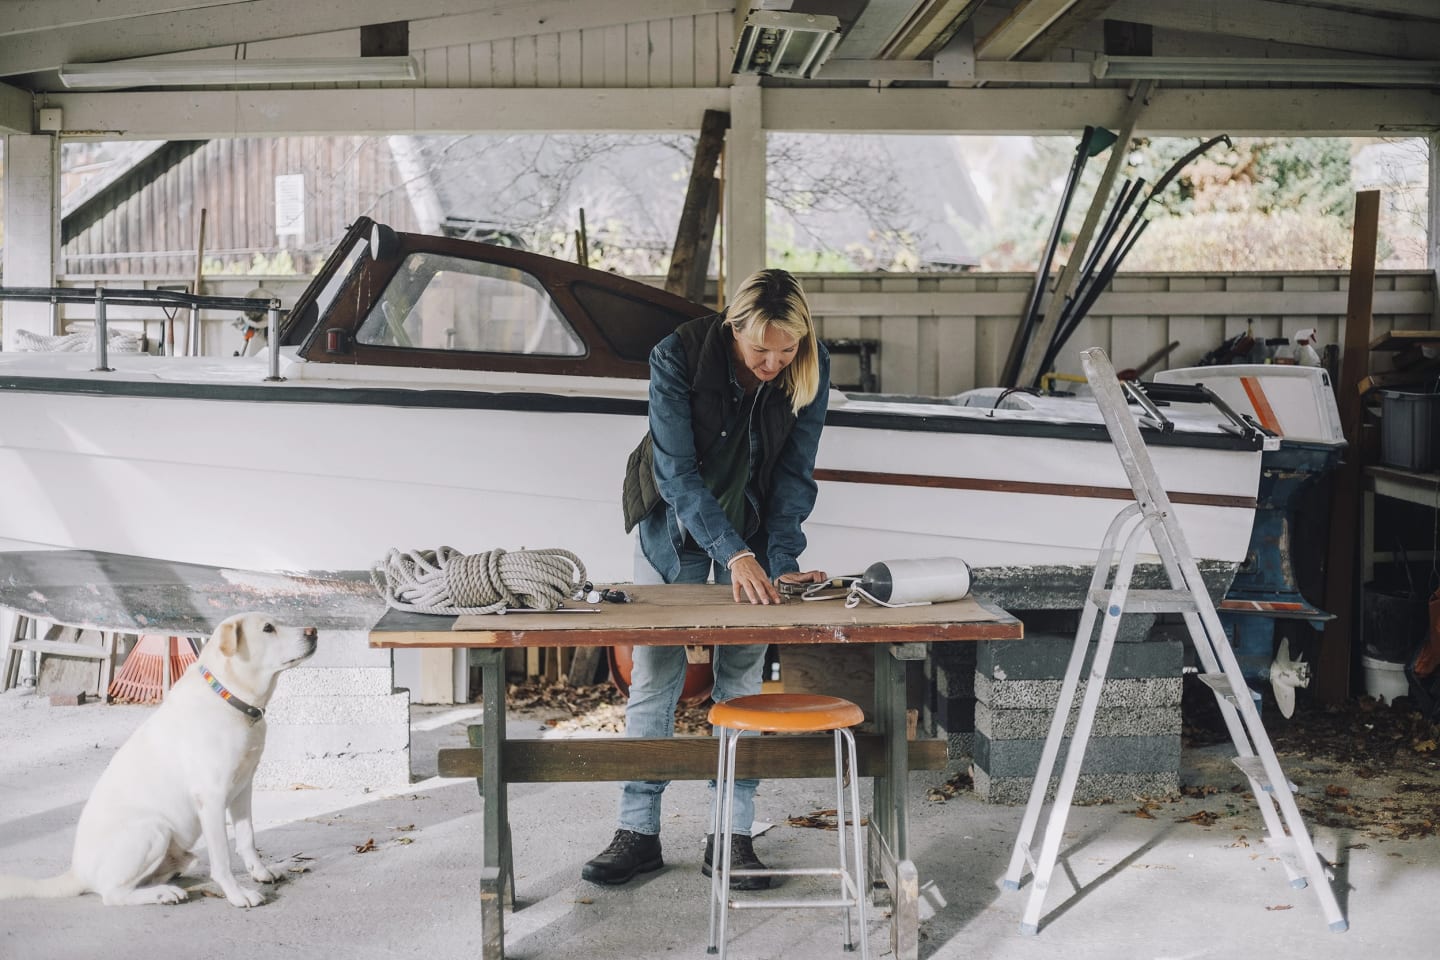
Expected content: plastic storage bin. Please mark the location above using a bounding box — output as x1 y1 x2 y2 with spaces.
1380 390 1440 472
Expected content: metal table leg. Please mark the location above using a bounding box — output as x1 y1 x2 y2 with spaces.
870 642 926 960
475 648 512 960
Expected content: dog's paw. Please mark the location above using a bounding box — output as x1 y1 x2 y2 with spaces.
153 884 187 905
248 863 281 884
227 886 266 908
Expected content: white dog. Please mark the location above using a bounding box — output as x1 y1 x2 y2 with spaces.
0 612 317 907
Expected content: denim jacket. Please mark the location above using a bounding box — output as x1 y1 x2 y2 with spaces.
637 326 829 582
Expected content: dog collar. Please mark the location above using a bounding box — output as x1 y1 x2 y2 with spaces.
200 666 264 722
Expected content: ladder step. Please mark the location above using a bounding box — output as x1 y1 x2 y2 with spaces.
1231 755 1297 794
1088 589 1199 613
1197 672 1247 703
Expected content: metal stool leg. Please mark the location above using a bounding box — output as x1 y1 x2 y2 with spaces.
842 727 870 960
708 725 732 954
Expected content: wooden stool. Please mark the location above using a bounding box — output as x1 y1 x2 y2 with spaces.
707 693 870 960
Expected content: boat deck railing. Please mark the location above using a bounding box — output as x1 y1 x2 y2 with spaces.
0 286 284 381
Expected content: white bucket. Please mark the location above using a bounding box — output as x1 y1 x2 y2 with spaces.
1360 655 1410 704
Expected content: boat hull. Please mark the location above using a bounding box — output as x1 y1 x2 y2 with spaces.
0 378 1259 611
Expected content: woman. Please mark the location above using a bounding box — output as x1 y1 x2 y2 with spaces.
583 268 830 890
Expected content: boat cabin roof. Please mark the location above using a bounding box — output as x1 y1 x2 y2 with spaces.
280 217 712 379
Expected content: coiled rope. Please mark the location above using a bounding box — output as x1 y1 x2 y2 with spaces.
372 546 587 615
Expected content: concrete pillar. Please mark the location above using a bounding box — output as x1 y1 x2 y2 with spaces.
725 77 765 295
2 133 59 350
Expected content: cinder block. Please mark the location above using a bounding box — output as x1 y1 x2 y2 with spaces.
276 666 395 697
974 732 1179 778
973 768 1179 805
974 674 1181 710
265 691 409 726
302 629 391 669
255 752 410 791
975 702 1181 740
262 722 411 761
977 636 1182 681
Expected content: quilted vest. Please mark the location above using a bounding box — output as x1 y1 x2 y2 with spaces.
622 313 799 533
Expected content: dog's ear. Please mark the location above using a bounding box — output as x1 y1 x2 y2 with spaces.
217 619 240 657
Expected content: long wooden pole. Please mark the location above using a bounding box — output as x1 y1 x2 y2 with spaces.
1317 189 1381 703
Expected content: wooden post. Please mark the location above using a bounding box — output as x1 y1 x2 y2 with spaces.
666 109 730 304
1317 189 1381 703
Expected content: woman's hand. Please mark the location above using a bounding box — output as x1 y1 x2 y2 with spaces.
776 570 828 587
730 555 782 605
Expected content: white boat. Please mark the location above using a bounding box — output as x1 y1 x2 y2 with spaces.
0 219 1271 632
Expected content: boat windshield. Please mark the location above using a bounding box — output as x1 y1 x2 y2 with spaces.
355 252 584 356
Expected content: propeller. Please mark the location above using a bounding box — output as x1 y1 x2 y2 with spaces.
1269 637 1311 719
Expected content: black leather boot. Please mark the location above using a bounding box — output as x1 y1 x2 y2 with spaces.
580 829 664 885
702 834 774 891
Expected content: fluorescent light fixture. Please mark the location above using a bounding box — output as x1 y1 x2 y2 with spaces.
57 56 419 89
732 10 841 80
1094 56 1440 86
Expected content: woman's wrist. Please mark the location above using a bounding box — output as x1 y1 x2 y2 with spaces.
726 549 756 570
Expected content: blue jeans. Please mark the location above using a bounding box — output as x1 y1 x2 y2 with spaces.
617 538 767 837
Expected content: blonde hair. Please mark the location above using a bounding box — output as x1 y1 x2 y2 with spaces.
725 269 821 414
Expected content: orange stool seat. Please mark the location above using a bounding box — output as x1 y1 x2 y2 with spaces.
708 693 864 733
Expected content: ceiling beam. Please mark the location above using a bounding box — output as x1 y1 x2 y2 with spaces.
1107 0 1440 59
0 0 490 77
1011 0 1119 61
877 0 986 60
976 0 1101 61
0 81 33 134
41 85 1440 139
43 88 731 139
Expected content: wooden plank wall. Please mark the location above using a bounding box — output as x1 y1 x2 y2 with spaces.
416 13 733 89
803 271 1438 395
62 138 421 277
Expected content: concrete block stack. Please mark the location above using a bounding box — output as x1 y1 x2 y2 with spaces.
256 629 410 790
970 630 1183 804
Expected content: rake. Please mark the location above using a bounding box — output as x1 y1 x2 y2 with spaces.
108 634 197 703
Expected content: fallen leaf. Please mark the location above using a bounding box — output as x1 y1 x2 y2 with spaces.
1132 807 1156 820
1177 810 1220 826
1413 739 1436 753
575 897 594 905
287 865 310 874
1265 904 1293 911
394 837 415 845
354 838 376 854
393 824 416 832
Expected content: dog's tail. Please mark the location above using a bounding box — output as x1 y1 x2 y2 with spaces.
0 870 86 900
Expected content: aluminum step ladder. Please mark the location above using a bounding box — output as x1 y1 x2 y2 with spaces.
1001 347 1347 936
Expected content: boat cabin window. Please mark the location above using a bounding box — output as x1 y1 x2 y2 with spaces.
355 252 584 356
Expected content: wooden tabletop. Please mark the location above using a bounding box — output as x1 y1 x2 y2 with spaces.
369 583 1022 648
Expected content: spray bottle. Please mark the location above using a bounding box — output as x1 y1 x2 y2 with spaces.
1294 328 1321 367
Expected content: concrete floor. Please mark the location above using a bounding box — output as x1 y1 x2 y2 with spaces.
1 689 1436 960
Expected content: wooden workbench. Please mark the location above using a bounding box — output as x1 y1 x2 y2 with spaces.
370 584 1022 960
